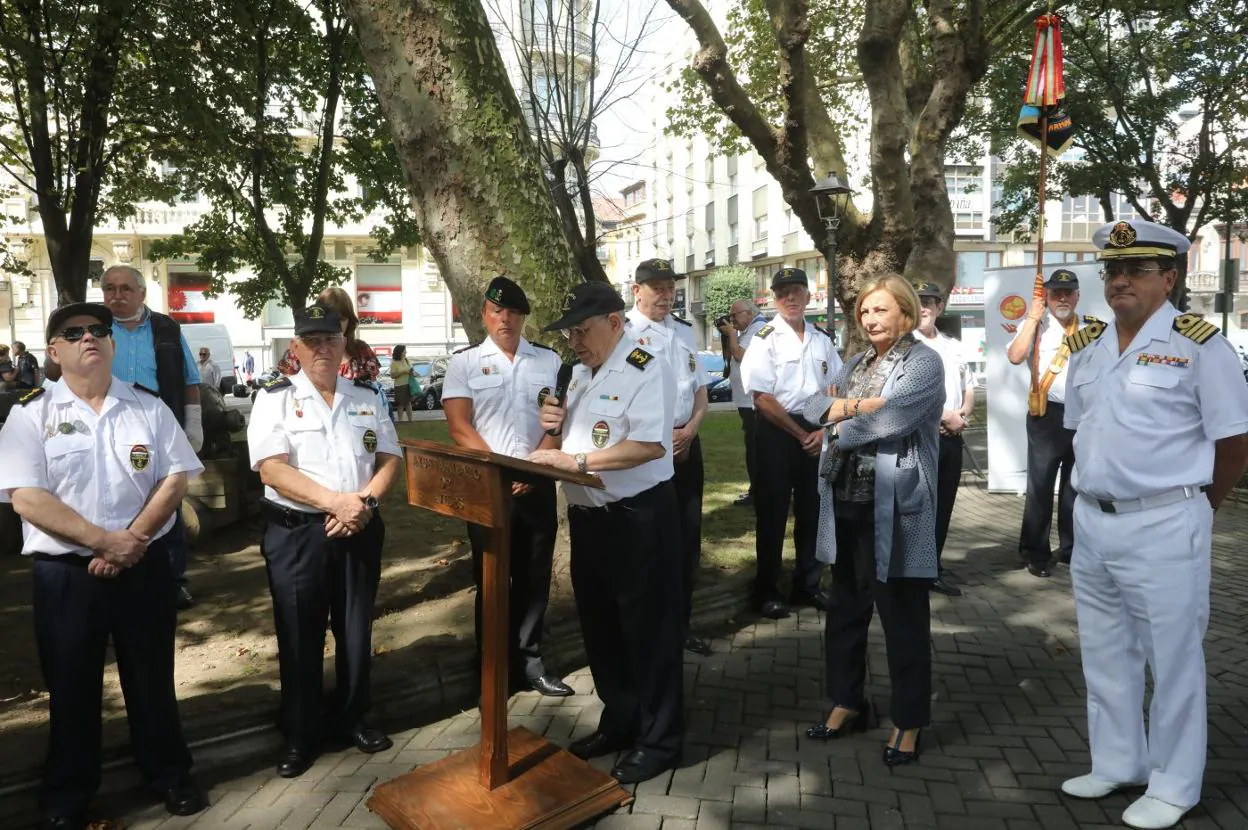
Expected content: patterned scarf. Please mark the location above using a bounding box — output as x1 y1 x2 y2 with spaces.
823 333 917 503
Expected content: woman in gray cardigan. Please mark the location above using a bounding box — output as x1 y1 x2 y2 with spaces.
800 274 944 766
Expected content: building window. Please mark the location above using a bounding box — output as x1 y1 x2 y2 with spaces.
953 212 985 231
167 270 214 323
356 263 403 324
752 185 769 240
955 252 988 289
944 165 983 195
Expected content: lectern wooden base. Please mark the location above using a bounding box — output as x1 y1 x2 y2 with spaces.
367 727 632 829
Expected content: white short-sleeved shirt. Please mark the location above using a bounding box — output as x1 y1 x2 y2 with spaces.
560 333 675 507
625 308 707 427
740 315 841 412
0 377 204 556
729 315 769 408
441 337 561 458
1064 303 1248 500
1010 311 1079 404
914 329 971 412
247 371 402 512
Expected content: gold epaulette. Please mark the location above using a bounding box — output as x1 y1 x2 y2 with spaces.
1064 318 1107 353
1173 313 1218 345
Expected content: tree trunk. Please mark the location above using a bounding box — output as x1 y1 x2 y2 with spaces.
341 0 582 343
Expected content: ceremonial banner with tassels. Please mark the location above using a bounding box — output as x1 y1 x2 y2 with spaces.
1016 14 1074 158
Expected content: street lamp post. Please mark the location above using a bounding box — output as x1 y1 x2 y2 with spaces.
810 173 855 340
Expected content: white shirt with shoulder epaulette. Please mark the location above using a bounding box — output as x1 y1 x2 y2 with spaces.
441 336 561 458
1009 311 1086 404
730 315 769 409
625 308 708 427
560 332 676 507
740 315 841 412
1064 304 1248 500
247 371 401 512
0 377 204 556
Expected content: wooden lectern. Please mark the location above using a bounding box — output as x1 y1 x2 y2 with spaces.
367 439 632 829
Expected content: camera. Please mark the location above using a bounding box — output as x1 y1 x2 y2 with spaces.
714 315 731 330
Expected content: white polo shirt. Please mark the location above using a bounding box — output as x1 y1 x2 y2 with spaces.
560 333 675 507
914 328 971 412
740 315 841 412
441 336 561 458
729 315 769 408
1010 312 1076 404
1065 303 1248 500
0 378 204 556
247 371 401 512
625 308 707 427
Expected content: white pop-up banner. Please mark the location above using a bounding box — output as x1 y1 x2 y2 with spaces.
983 262 1113 493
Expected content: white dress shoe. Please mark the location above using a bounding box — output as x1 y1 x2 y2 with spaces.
1122 796 1189 829
1060 773 1144 799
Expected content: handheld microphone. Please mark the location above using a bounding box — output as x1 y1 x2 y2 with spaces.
554 362 574 406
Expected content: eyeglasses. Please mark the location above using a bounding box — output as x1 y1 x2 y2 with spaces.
1099 263 1168 280
560 315 605 340
54 324 112 342
919 297 942 307
299 334 345 350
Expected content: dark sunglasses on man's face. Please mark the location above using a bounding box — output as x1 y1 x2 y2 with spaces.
55 324 113 343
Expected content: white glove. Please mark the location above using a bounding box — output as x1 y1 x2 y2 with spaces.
184 404 204 453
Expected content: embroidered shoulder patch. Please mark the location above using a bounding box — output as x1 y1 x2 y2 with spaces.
626 348 653 370
263 377 293 392
1172 313 1218 345
1064 319 1107 353
755 325 775 339
133 383 159 397
17 387 45 406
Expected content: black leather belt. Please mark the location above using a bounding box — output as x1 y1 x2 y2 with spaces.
32 553 90 567
261 500 326 528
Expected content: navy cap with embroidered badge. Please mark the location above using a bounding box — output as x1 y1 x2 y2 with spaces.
293 304 342 336
771 267 808 290
635 258 681 283
1093 219 1191 261
911 281 942 299
483 275 530 314
45 302 113 342
1044 268 1080 289
542 281 626 331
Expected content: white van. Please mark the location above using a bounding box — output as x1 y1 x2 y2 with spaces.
181 323 236 394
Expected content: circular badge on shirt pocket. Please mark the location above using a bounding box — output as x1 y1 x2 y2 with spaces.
821 360 828 375
130 445 150 472
591 420 610 448
688 353 696 372
537 386 551 408
362 429 378 453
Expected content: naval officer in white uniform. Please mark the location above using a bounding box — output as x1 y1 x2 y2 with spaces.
1059 219 1248 830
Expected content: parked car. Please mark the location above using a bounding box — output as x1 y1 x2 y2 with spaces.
182 323 241 396
415 356 450 410
697 351 725 379
375 354 396 403
708 375 733 403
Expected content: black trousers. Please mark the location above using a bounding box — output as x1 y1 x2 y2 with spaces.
934 434 964 563
568 481 683 759
32 537 192 819
468 480 557 682
753 414 824 603
737 407 757 496
260 509 384 748
824 509 932 729
1019 404 1076 565
672 435 704 628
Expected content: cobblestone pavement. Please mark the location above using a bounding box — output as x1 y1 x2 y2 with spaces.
83 488 1248 828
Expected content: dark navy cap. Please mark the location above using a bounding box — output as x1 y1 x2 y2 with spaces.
542 282 626 331
293 304 341 336
1043 268 1080 289
484 276 530 314
46 302 113 342
771 267 808 290
912 281 943 299
635 258 680 283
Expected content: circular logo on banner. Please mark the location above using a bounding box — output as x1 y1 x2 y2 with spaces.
130 445 150 472
999 294 1027 321
363 429 378 453
537 386 551 408
591 420 610 448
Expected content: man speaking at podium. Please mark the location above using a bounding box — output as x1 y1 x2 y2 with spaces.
528 281 684 786
443 276 574 698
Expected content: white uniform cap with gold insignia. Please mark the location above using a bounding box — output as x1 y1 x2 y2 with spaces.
1092 219 1191 261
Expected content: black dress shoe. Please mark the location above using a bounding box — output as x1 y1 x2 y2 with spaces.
529 675 575 697
788 589 830 611
1055 552 1072 565
757 600 791 620
1025 562 1051 578
734 493 754 506
610 749 679 785
683 634 713 656
41 815 85 830
174 584 194 610
348 723 393 754
567 730 634 760
929 578 962 597
276 745 318 778
159 779 208 816
806 701 871 741
883 729 922 766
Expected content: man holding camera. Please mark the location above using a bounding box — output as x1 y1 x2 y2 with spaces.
716 300 768 506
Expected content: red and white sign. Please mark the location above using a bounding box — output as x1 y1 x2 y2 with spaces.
356 285 402 324
167 273 214 323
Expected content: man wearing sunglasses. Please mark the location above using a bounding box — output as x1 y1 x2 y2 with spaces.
0 303 208 828
1057 220 1248 830
246 304 402 779
527 281 684 786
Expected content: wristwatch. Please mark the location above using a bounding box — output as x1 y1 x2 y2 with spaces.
362 495 379 509
574 453 588 474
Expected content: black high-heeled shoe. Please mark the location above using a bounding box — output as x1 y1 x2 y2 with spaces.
805 701 871 741
883 728 921 766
